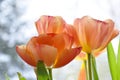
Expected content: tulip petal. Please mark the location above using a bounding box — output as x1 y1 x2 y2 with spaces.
94 20 119 53
65 24 79 48
53 47 82 68
74 18 91 53
51 33 73 52
35 15 65 34
33 34 54 46
37 45 57 67
63 33 74 49
16 45 36 66
27 33 57 47
27 36 58 67
80 16 97 49
52 34 65 52
48 16 65 33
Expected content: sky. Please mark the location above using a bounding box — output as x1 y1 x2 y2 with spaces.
22 0 113 23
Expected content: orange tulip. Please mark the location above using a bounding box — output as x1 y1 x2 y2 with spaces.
73 16 119 80
74 16 119 55
35 15 69 34
16 33 82 68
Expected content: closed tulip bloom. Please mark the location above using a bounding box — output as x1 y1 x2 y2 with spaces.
35 15 68 34
16 33 81 68
74 16 119 55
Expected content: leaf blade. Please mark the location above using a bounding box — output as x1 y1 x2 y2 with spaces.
5 74 10 80
17 72 26 80
107 42 117 80
117 39 120 79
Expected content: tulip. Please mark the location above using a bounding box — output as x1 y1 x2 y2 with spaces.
74 16 119 55
16 15 82 80
16 33 81 68
73 16 119 80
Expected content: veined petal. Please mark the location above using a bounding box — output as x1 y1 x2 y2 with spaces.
35 16 47 34
52 34 65 52
81 17 105 50
35 15 65 34
28 34 56 46
53 47 82 68
64 24 76 38
37 45 57 67
79 16 96 48
27 35 58 67
63 33 74 49
16 45 36 66
92 21 108 50
65 24 79 47
48 16 65 33
93 20 119 53
98 19 114 48
74 18 91 53
26 36 45 64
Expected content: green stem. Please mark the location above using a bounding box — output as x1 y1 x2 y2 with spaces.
84 60 88 80
48 68 52 80
88 53 92 80
91 55 99 80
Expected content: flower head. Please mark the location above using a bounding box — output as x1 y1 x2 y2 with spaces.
16 33 81 68
73 16 119 55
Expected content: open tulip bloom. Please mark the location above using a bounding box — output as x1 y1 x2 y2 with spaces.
73 16 119 54
73 16 119 80
16 15 82 80
15 15 119 80
16 33 81 68
16 33 81 80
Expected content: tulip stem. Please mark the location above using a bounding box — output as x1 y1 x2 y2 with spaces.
84 60 88 80
48 68 52 80
88 53 92 80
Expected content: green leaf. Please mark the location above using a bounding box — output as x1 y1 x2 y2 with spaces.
117 39 120 79
5 74 10 80
37 60 49 80
17 72 26 80
107 42 117 80
91 56 99 80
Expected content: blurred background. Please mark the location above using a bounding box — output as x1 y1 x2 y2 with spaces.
0 0 120 80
